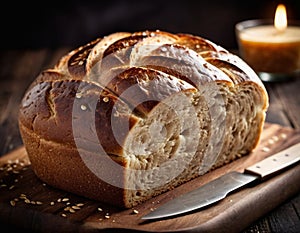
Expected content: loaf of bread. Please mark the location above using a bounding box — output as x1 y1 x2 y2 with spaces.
18 30 269 208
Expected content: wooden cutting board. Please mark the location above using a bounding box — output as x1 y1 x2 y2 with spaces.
0 123 299 233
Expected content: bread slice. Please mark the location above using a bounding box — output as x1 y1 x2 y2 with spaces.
18 30 269 208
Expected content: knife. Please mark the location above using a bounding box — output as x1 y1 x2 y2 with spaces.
141 142 300 220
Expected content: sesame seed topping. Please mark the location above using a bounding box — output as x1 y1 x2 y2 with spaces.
98 207 103 211
268 139 275 144
103 97 109 102
80 105 87 111
160 47 167 52
76 93 82 99
61 214 67 217
78 61 84 66
262 147 270 152
280 133 287 139
10 200 16 206
105 215 110 219
50 202 55 206
62 198 69 202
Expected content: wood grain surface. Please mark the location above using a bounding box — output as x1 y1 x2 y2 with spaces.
0 49 300 232
0 123 299 233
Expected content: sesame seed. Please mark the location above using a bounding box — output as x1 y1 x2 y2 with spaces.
57 198 62 203
31 201 36 205
9 185 15 190
50 202 55 206
262 147 270 152
132 209 139 214
160 47 167 52
61 214 67 217
25 199 30 204
80 105 87 111
268 139 275 144
76 203 84 206
64 207 71 211
10 200 16 206
69 209 76 213
62 198 69 202
78 61 84 66
103 97 109 102
76 93 82 99
72 206 81 210
98 207 103 211
105 215 110 219
280 133 287 139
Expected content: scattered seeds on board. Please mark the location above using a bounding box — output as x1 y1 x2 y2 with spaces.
132 209 139 214
10 200 16 206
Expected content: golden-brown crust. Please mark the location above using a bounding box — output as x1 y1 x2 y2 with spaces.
18 30 269 208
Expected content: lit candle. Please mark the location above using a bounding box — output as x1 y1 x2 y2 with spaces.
236 4 300 79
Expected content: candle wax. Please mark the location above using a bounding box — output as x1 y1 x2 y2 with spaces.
240 25 300 43
238 25 300 73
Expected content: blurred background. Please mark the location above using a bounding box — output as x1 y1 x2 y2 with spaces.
1 0 300 50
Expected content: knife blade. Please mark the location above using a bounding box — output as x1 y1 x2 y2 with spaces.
141 142 300 220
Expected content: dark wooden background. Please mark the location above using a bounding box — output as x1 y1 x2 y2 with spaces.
0 0 300 232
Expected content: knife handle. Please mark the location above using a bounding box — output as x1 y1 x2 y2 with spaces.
245 142 300 179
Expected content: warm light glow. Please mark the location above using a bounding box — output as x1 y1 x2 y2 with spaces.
274 4 287 32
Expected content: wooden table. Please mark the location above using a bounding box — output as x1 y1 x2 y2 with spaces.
0 48 299 232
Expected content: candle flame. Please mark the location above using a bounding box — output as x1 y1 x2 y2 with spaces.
274 4 287 32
